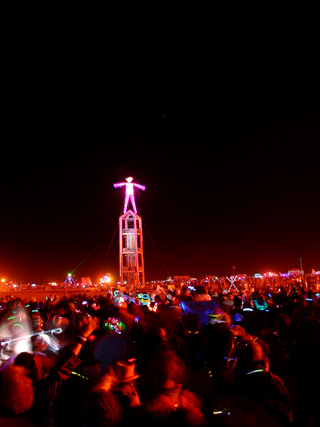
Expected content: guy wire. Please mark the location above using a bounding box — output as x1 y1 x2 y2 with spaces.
141 217 170 277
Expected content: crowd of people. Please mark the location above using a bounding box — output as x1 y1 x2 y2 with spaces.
0 277 319 426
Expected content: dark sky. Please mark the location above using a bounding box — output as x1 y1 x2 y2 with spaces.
1 6 319 283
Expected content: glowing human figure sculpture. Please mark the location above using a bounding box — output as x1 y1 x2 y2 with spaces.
113 177 146 214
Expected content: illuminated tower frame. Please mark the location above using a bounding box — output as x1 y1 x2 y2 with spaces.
114 177 146 288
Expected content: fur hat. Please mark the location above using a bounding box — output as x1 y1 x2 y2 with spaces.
0 364 34 415
14 351 44 385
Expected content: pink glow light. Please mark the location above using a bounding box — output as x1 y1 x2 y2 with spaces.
114 177 146 213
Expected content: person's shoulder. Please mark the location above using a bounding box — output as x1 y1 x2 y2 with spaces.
168 305 181 313
267 371 289 393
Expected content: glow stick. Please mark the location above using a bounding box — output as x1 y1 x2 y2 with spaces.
71 371 89 381
40 332 60 352
0 328 63 346
245 369 264 376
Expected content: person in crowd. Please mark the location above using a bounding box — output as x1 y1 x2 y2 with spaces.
94 315 128 374
82 365 123 427
117 301 136 336
258 313 293 377
0 276 319 426
176 313 213 418
82 358 142 427
204 306 233 382
0 313 99 425
291 311 320 427
140 347 207 426
222 292 234 315
135 326 172 378
222 335 294 426
194 285 211 301
159 296 183 344
179 285 193 301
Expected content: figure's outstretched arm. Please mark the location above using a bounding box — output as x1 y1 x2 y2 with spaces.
113 182 126 188
133 183 146 191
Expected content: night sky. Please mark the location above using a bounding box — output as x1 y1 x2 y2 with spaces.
1 6 319 283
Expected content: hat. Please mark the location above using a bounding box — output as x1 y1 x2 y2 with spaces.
115 360 140 383
45 315 69 333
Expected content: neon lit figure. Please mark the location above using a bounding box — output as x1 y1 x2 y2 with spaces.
114 177 146 288
113 177 146 214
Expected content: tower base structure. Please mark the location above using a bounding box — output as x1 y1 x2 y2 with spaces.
119 209 145 288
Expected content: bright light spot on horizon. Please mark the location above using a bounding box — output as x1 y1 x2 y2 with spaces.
100 275 111 284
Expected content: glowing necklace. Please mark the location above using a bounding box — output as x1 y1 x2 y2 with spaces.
245 369 264 376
